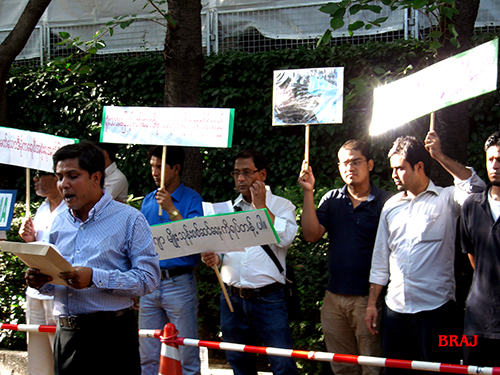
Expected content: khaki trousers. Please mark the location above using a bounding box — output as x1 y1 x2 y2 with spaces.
321 291 383 375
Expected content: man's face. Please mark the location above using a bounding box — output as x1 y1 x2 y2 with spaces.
34 173 58 198
56 158 101 216
486 145 500 186
390 154 419 192
337 148 372 186
150 156 178 189
233 157 266 198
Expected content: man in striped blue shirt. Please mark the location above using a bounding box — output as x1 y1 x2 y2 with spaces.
26 142 160 375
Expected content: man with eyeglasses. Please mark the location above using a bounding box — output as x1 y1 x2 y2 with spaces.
365 132 485 374
19 170 66 375
298 139 391 375
202 149 299 375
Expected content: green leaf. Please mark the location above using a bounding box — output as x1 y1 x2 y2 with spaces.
55 86 75 94
365 24 373 29
96 41 107 49
88 47 98 55
448 24 458 37
413 0 428 9
349 4 363 15
330 17 345 30
373 66 385 75
429 30 442 39
371 16 388 25
317 30 332 47
429 41 442 50
319 2 340 14
348 21 365 32
59 31 70 39
80 82 96 88
441 6 458 20
366 5 382 13
78 65 91 75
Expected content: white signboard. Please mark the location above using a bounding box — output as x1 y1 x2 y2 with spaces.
151 209 279 260
0 127 78 172
100 106 234 148
273 67 344 125
370 38 499 135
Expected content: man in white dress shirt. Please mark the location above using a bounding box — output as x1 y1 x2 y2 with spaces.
202 149 299 375
364 131 485 374
19 170 66 375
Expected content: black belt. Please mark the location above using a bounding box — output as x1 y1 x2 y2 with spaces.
58 307 131 329
227 282 284 299
160 267 193 280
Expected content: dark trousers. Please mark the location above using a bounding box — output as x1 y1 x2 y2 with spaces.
54 309 140 375
381 300 461 375
463 336 500 367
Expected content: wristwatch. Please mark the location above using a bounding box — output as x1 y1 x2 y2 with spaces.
169 210 180 221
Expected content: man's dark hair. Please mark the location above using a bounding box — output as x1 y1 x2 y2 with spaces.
339 139 372 161
53 141 105 187
147 146 185 176
388 136 432 177
233 149 268 171
484 131 500 152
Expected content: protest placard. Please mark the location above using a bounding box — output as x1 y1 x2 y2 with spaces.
0 127 78 172
100 106 234 148
0 241 74 285
370 38 499 135
272 67 344 126
0 190 17 231
151 209 279 261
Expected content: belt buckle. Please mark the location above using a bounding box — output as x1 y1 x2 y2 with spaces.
68 316 79 329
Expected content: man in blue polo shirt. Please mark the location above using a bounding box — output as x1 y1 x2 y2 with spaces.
139 146 203 375
298 139 391 375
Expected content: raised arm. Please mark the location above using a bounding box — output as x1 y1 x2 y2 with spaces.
298 162 326 242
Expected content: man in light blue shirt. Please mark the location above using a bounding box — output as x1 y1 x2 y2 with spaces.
139 146 203 375
26 142 160 375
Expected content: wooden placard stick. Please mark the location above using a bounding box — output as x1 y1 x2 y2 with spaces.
26 168 31 217
158 146 167 216
304 124 310 170
429 112 435 132
213 265 234 313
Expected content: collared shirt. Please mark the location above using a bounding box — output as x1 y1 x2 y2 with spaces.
104 162 129 202
461 186 500 339
141 182 203 269
370 169 485 314
316 182 391 295
27 198 67 300
221 186 298 289
39 191 160 317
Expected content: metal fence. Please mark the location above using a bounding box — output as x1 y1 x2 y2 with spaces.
2 0 499 66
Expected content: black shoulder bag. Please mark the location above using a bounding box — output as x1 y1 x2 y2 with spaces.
261 245 301 322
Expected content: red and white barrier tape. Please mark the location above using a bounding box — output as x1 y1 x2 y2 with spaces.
0 323 162 338
2 323 499 374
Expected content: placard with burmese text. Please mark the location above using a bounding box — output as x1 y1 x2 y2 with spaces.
150 209 279 260
100 106 234 148
0 127 78 172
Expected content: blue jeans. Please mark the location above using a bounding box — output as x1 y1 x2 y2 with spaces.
139 273 200 375
381 300 461 375
221 287 299 375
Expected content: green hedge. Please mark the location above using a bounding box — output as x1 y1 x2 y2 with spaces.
3 35 500 373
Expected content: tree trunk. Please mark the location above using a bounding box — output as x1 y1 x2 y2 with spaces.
0 0 53 128
431 0 480 186
163 0 205 194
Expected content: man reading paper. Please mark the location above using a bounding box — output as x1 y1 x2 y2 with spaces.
25 142 160 375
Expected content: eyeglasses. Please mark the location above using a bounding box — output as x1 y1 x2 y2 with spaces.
230 169 260 178
338 158 367 168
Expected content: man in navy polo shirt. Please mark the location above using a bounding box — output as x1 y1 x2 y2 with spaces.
298 139 390 375
139 146 203 375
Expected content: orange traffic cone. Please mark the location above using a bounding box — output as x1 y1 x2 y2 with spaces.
158 323 182 375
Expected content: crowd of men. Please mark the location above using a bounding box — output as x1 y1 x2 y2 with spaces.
16 129 500 375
